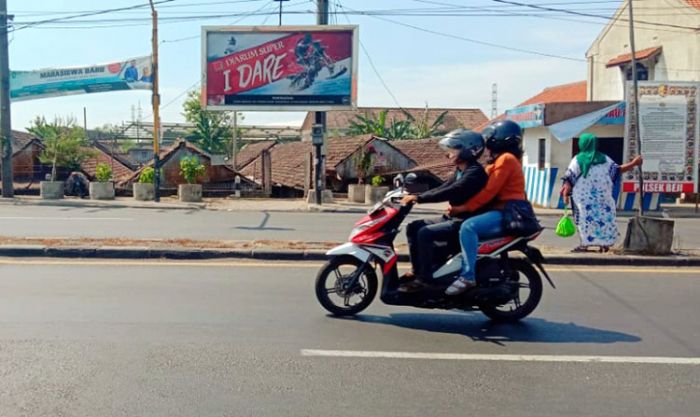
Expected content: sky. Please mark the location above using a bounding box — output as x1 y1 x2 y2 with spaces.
7 0 626 131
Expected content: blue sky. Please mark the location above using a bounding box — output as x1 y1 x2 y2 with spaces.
7 0 622 130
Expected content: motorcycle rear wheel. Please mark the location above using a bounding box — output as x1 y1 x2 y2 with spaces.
480 259 543 323
315 255 378 316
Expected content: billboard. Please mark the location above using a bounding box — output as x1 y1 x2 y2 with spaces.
505 104 544 128
10 56 153 102
623 82 699 194
203 25 358 111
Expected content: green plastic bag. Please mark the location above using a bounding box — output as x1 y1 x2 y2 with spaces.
555 209 576 238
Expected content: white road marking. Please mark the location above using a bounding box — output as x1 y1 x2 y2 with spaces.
300 349 700 365
0 216 132 221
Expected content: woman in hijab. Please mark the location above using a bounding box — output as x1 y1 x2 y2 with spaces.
561 133 643 252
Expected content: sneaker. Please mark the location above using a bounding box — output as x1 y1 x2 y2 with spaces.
445 277 476 296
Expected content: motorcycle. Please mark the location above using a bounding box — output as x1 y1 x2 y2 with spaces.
314 173 555 322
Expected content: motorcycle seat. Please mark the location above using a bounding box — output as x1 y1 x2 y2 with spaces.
477 231 541 255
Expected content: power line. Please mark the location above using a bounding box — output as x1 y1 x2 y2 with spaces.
10 0 176 32
489 0 699 31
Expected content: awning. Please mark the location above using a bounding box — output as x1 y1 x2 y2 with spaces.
548 102 625 143
606 46 662 68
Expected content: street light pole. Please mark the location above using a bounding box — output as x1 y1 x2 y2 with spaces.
274 0 289 26
149 0 161 202
314 0 328 205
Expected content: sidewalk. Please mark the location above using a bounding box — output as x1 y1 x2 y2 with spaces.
2 195 699 218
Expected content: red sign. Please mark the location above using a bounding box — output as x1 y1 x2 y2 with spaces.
622 181 695 193
207 32 352 96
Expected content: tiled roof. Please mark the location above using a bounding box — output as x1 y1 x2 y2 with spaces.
685 0 700 11
10 130 42 155
325 135 376 168
302 107 488 132
236 140 277 170
390 138 450 178
606 46 662 67
81 146 135 181
518 81 588 106
240 140 311 189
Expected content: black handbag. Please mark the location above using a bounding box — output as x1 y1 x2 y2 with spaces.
502 200 542 236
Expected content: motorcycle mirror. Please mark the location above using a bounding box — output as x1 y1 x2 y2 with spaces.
393 173 404 188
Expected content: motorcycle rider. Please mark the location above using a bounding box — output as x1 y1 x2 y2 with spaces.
446 120 529 295
398 129 488 292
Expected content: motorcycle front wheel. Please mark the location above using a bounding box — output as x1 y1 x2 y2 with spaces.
315 255 378 316
480 259 543 323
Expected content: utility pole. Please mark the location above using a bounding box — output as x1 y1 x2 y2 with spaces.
0 0 13 198
491 83 498 119
149 0 161 202
274 0 289 26
231 111 238 170
314 0 328 205
628 0 644 216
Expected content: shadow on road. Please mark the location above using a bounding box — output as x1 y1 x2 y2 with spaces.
350 313 641 345
234 211 295 232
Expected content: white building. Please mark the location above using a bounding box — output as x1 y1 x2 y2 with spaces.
587 0 700 101
510 0 699 210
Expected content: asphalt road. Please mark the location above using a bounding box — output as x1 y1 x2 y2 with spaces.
0 259 698 416
0 204 699 250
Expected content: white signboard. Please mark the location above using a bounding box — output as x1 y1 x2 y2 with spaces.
624 82 699 194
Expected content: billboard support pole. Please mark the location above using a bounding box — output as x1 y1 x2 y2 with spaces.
0 0 13 198
149 0 161 203
628 0 643 216
314 0 329 206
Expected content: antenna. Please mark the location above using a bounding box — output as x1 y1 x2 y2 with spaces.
491 83 498 118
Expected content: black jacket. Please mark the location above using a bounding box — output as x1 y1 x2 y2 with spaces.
416 165 488 216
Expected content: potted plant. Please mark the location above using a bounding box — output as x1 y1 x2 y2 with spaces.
348 145 375 203
32 117 93 200
89 163 115 200
365 175 389 205
178 155 205 202
133 167 156 201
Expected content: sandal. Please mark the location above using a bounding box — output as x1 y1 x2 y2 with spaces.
445 277 476 296
399 271 416 281
599 246 610 253
398 278 426 293
571 246 590 253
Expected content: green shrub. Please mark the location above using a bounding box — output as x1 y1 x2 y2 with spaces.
179 156 205 184
370 175 384 187
138 167 155 184
95 163 112 182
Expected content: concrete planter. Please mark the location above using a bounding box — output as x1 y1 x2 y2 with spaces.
89 182 115 200
179 184 202 202
40 181 64 200
306 189 334 204
348 184 366 203
623 216 675 255
365 186 390 205
133 183 155 201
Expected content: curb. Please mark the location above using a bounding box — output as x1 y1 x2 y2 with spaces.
0 198 205 211
1 245 698 266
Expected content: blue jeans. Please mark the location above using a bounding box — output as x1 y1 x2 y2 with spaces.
458 210 504 281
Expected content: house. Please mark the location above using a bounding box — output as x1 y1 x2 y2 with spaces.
9 130 45 184
240 135 417 196
121 140 258 195
235 140 277 170
390 138 452 187
300 107 488 141
586 0 700 101
80 142 136 183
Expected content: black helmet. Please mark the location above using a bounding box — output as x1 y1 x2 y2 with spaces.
438 129 485 163
482 120 522 153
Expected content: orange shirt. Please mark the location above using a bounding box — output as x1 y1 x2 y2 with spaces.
465 152 527 212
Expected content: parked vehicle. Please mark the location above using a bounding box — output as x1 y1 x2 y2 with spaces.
315 174 555 322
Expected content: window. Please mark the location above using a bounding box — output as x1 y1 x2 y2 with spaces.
538 138 546 170
625 62 649 81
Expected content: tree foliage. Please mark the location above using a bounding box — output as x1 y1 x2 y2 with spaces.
29 116 94 181
347 107 449 140
182 90 244 156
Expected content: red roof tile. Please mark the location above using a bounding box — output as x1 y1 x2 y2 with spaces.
518 81 588 106
390 138 447 174
685 0 700 10
302 107 488 133
236 140 277 170
81 146 135 181
606 46 662 68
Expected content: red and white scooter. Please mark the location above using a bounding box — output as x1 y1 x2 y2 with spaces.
314 174 554 322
